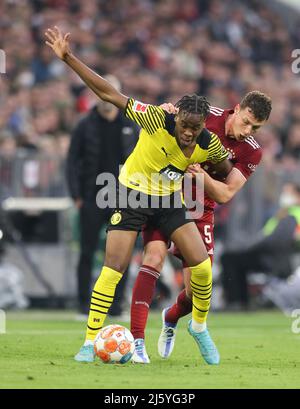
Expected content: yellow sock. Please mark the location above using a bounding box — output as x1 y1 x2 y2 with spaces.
189 258 212 324
85 266 122 341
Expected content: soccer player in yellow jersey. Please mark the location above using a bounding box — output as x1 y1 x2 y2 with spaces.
45 27 231 364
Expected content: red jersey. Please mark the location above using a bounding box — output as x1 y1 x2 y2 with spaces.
200 106 263 212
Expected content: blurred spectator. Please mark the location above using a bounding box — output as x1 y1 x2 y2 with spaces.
285 123 300 159
221 182 300 310
0 132 17 200
0 0 298 170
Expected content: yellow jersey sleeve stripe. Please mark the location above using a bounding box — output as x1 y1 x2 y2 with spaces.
148 105 165 128
208 133 221 147
128 109 150 132
207 133 228 163
125 98 166 135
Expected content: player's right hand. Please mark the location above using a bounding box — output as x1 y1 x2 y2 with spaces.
45 26 71 61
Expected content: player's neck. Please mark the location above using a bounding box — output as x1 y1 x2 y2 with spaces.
181 144 196 158
225 113 235 139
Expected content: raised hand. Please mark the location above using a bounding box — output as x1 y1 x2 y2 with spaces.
45 26 71 60
160 102 178 114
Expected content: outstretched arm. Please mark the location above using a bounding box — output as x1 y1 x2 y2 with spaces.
45 26 128 109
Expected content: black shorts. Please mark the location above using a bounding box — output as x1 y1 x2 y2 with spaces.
106 184 192 238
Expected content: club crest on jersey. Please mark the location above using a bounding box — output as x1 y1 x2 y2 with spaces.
226 148 235 160
133 100 148 113
110 211 122 225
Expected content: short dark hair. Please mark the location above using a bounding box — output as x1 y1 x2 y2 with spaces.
175 94 211 120
240 91 272 122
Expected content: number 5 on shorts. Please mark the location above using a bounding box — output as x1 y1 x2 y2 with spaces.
204 224 212 244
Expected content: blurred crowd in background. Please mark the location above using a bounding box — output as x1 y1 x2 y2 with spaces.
1 0 300 165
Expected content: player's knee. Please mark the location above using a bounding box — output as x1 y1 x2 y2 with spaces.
187 256 206 268
143 250 165 272
104 261 126 274
104 254 127 274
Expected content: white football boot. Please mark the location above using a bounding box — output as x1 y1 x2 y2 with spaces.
157 307 177 359
131 338 150 364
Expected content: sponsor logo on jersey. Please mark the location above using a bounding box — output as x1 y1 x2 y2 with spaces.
159 165 184 181
110 211 122 225
248 163 257 172
133 100 148 113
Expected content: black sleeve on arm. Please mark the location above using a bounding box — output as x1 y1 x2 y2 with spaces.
164 112 176 135
66 119 85 200
209 159 234 179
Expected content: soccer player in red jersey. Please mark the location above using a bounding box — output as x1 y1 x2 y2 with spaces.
131 91 272 363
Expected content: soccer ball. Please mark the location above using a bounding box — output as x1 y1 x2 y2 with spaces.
94 324 135 364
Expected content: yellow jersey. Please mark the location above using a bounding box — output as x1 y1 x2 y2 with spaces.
119 98 228 196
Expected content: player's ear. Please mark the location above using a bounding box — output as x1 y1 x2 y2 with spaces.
234 104 240 114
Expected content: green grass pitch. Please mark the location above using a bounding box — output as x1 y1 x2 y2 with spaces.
0 310 299 389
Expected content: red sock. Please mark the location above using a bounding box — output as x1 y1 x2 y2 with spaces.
165 289 192 324
130 265 160 340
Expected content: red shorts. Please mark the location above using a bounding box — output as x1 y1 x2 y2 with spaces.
142 211 214 266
